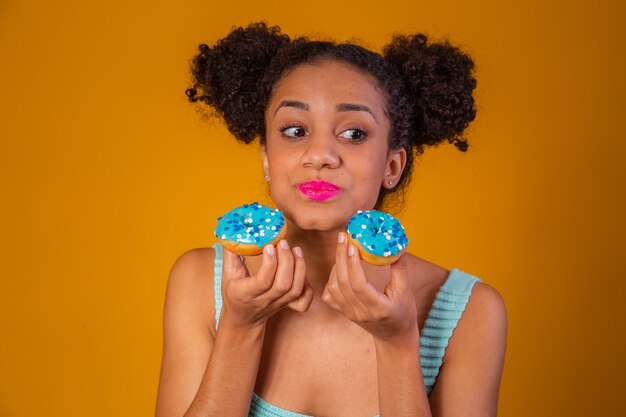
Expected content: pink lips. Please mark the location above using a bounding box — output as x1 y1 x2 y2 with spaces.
298 180 341 201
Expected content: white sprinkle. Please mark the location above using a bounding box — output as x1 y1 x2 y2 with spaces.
270 212 275 216
271 226 276 230
265 218 271 222
361 224 367 229
397 244 403 250
236 234 242 239
386 235 391 240
221 234 226 239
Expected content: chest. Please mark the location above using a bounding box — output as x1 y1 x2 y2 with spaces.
254 310 380 416
252 300 434 416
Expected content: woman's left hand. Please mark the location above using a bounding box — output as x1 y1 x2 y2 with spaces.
322 232 419 344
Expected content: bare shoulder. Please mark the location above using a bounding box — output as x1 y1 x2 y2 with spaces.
157 247 218 416
443 281 508 363
164 247 217 337
407 250 507 367
167 247 216 283
454 281 508 352
470 281 507 321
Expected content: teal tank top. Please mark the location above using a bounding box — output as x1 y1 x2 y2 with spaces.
212 243 481 417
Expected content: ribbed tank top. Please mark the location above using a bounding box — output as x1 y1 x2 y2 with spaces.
212 243 480 417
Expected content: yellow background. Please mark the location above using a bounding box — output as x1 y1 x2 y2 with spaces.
1 0 624 416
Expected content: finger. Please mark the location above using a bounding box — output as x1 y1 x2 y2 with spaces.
268 239 295 298
334 234 368 315
222 247 250 281
322 266 344 312
289 246 306 296
288 280 314 313
345 244 386 307
322 290 341 311
275 246 306 305
385 252 409 299
250 244 278 294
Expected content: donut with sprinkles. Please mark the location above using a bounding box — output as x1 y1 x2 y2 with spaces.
346 210 409 265
215 202 286 256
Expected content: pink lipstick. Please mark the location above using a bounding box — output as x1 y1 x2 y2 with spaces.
298 180 340 201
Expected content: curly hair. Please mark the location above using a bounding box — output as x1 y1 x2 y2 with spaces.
186 22 477 210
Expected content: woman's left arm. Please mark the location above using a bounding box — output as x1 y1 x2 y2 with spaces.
323 232 431 415
373 333 432 416
323 232 507 416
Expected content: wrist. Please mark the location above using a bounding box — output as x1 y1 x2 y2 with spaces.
372 325 420 353
217 309 267 337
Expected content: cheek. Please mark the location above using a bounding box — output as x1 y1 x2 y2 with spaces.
266 148 296 178
351 151 387 183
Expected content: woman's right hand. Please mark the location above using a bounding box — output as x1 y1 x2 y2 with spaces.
219 239 314 329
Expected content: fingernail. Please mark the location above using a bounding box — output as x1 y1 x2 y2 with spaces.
293 247 303 257
264 244 275 256
338 232 346 244
279 239 289 249
348 244 356 257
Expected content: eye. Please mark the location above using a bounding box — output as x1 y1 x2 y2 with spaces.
339 128 368 143
280 124 308 139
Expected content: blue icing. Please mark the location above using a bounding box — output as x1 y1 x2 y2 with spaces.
215 202 285 248
346 210 408 257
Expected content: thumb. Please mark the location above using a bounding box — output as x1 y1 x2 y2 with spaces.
222 248 250 281
385 252 409 297
288 280 315 313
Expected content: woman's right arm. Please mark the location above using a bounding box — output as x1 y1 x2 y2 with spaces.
156 241 312 417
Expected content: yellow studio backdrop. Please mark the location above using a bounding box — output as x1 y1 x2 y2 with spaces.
1 0 624 415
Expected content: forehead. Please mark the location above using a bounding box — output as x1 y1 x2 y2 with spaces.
267 60 387 114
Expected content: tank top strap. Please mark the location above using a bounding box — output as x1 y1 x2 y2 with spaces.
419 268 481 394
213 242 224 328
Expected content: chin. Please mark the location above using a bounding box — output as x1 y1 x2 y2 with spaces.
289 213 344 232
273 193 377 231
282 205 350 232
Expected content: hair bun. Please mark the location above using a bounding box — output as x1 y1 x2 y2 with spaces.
383 34 476 151
187 22 290 143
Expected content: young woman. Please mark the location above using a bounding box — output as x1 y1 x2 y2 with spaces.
156 22 507 417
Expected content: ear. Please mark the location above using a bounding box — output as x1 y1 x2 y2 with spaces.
383 147 407 189
261 144 270 182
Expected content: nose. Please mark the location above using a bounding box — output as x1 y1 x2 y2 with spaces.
300 133 340 170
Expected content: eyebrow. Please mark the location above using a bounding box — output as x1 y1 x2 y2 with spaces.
336 103 378 122
274 100 309 115
274 100 378 122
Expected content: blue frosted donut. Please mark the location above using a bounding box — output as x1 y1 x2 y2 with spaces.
346 210 408 265
215 202 286 255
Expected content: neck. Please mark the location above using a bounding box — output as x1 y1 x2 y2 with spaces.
285 226 342 297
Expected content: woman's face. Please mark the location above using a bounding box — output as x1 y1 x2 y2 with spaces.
263 59 406 232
